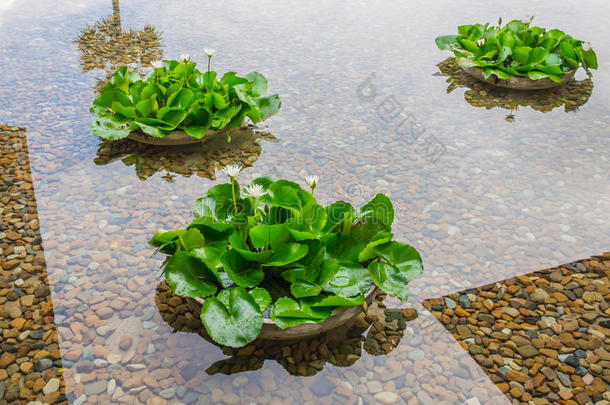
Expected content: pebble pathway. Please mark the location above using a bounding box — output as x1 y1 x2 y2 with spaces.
423 254 610 405
0 125 67 404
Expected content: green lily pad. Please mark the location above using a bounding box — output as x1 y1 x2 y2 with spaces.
302 293 364 307
270 297 331 329
323 262 373 298
263 243 309 267
248 287 272 312
287 259 339 298
220 249 264 288
165 252 218 298
200 287 263 348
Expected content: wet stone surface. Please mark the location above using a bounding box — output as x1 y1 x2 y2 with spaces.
423 254 610 405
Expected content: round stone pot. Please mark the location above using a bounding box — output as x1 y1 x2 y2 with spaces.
127 128 228 146
461 66 576 90
187 286 380 342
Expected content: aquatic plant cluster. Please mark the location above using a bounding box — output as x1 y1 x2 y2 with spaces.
89 52 281 141
435 18 598 82
149 169 423 347
85 17 600 348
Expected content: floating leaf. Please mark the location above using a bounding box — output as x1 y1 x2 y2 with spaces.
435 35 459 50
89 116 131 141
366 241 423 301
90 59 280 140
435 20 596 81
248 287 272 312
149 177 424 347
249 224 291 249
302 293 364 307
200 287 263 347
221 249 264 288
270 297 331 329
358 193 394 229
228 232 273 262
165 252 218 298
324 262 373 298
287 259 339 298
367 261 410 301
263 243 309 267
374 241 424 283
358 231 394 262
256 94 281 121
244 72 268 97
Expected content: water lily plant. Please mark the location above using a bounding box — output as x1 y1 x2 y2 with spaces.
89 50 281 141
435 18 598 82
149 174 423 347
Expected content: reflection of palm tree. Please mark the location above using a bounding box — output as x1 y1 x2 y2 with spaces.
75 0 163 76
437 57 594 118
112 0 120 26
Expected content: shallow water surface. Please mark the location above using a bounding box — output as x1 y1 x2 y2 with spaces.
0 0 609 403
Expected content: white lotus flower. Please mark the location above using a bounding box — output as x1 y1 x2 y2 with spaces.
244 184 266 199
521 15 534 25
180 53 191 62
151 60 164 69
582 42 592 51
204 48 217 57
222 164 242 178
305 175 319 188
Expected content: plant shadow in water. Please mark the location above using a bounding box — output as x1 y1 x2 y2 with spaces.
436 57 593 121
154 281 417 377
93 127 276 181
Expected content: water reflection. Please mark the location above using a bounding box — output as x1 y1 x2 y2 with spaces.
2 0 609 403
93 127 274 181
155 282 413 377
436 57 594 120
75 0 162 86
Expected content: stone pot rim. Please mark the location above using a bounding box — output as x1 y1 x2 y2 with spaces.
127 128 226 146
460 64 576 90
186 286 380 341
